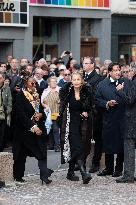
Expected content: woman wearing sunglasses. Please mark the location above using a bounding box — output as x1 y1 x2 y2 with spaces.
13 74 53 185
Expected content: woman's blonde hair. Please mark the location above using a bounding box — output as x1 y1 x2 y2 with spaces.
71 71 85 85
47 76 57 84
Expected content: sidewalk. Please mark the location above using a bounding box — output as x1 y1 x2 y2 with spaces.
0 169 136 205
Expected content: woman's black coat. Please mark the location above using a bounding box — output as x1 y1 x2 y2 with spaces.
59 82 93 164
13 90 47 161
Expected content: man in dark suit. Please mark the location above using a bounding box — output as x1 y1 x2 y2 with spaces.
58 69 71 88
116 71 136 183
96 63 130 177
83 57 103 173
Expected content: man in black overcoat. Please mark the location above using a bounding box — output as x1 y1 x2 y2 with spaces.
96 63 130 177
83 57 103 172
116 72 136 183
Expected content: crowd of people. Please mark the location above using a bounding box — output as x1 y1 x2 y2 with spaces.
0 51 136 188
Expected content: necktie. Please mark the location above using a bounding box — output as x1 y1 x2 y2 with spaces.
85 74 89 81
111 81 117 86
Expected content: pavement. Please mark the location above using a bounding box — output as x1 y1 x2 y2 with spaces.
0 170 136 205
0 150 136 205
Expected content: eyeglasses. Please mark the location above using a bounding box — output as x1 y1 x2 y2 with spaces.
64 74 71 76
122 71 129 74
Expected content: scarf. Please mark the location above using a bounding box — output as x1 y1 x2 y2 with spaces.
23 88 40 112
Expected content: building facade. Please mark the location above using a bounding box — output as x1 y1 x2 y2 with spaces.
111 0 136 63
0 0 111 63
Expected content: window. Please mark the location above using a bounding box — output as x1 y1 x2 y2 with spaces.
81 19 92 37
129 0 136 2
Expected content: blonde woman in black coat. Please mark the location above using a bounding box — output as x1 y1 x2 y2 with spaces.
59 72 93 184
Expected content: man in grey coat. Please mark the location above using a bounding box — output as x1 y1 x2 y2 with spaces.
0 72 12 151
116 72 136 183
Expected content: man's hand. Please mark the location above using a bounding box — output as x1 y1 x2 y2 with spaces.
116 83 124 91
60 51 67 58
15 86 21 92
81 112 88 118
34 127 42 136
107 100 118 107
69 52 73 58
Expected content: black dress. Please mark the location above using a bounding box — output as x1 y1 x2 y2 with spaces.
69 90 84 162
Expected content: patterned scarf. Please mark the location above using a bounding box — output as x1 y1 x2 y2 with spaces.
23 88 40 112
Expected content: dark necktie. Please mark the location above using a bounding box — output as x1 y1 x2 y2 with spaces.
111 81 117 86
85 74 89 81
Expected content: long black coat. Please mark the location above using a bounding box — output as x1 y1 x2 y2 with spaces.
13 91 47 161
96 77 131 154
59 83 93 164
117 75 136 139
84 70 103 140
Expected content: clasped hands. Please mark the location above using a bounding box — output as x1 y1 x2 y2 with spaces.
33 126 42 136
32 113 43 136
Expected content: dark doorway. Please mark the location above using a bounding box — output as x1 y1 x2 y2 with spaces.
81 38 98 58
0 42 13 63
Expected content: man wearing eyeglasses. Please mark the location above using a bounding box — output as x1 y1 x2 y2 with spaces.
83 57 103 173
58 69 71 88
121 66 130 79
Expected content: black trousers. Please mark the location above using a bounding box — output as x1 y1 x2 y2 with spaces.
123 138 136 180
105 153 124 172
92 138 103 166
0 120 6 152
92 115 103 167
13 143 49 180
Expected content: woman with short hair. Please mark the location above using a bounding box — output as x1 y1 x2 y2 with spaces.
13 75 53 184
41 76 61 152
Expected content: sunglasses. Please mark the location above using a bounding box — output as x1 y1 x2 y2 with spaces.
30 82 36 85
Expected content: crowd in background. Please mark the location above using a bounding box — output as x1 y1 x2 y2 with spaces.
0 51 136 186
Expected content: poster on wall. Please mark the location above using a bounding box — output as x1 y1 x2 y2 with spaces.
29 0 110 9
0 0 29 27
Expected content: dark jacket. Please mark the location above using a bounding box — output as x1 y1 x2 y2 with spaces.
84 70 102 91
84 69 103 140
96 77 131 154
13 91 47 161
117 75 136 139
36 80 48 97
59 82 93 164
57 79 67 88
